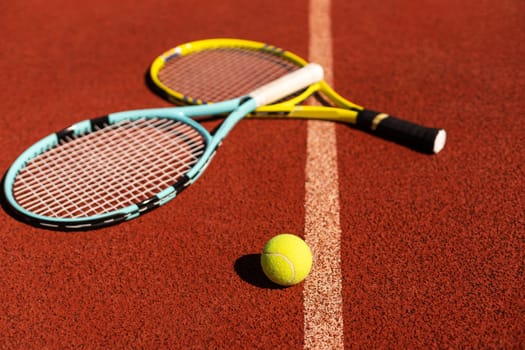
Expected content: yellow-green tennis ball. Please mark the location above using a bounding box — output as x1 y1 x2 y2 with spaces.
260 233 313 286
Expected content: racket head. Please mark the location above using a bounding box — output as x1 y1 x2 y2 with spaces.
149 38 323 107
3 108 216 230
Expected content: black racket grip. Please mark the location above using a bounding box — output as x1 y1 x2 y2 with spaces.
356 109 446 154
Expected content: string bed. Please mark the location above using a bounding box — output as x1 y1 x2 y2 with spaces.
158 48 300 103
12 118 205 219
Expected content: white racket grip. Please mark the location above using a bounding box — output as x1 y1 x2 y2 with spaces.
249 63 324 107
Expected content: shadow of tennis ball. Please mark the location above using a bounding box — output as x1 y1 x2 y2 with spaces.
234 254 286 289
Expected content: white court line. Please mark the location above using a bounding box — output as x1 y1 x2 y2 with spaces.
303 0 345 349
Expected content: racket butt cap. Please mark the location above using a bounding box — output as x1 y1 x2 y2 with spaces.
433 129 447 154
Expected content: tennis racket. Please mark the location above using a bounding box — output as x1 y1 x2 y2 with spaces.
3 64 323 230
149 38 446 154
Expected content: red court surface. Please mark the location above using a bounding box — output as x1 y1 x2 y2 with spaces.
0 0 523 348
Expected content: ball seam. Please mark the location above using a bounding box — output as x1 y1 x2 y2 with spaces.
263 252 296 285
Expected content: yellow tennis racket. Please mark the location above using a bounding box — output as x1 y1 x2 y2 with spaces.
149 38 446 154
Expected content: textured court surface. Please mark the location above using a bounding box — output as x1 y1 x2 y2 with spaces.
0 0 523 348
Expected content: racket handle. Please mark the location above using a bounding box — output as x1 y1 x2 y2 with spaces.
356 109 447 154
250 63 324 107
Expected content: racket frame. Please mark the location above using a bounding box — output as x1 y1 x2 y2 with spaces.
150 38 362 123
3 107 216 229
4 64 323 230
150 38 447 154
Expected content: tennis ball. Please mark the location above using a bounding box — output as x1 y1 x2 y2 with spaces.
260 233 313 286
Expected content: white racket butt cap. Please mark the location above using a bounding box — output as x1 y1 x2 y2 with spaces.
433 129 447 154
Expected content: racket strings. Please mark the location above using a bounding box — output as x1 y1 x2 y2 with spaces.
16 120 202 217
13 118 206 218
158 48 300 103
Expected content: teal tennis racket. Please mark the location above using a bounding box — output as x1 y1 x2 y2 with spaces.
4 64 323 230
